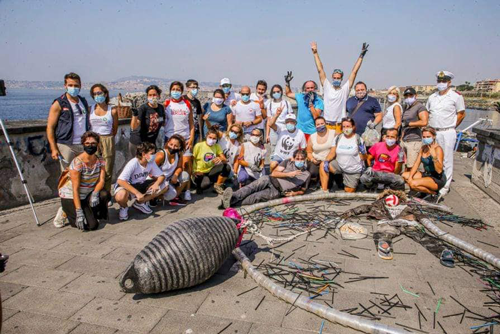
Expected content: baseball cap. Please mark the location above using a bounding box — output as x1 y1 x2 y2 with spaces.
220 78 231 86
285 114 297 123
403 87 417 96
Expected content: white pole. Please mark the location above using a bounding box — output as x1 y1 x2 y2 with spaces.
0 118 40 226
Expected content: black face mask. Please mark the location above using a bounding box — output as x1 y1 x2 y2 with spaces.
84 145 98 155
167 147 180 155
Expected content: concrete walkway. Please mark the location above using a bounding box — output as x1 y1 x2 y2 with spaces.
1 153 499 333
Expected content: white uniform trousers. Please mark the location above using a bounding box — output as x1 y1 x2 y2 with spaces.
435 128 456 194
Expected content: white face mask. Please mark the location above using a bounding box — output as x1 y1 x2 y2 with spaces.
404 97 416 105
385 138 396 146
437 82 448 92
213 97 224 106
206 138 217 146
343 128 353 136
387 94 397 103
249 135 260 144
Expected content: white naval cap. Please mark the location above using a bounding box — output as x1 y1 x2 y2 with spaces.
436 71 455 80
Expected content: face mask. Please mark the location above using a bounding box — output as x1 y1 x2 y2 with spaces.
316 125 326 133
343 128 353 136
167 147 179 155
206 138 216 146
387 94 397 103
190 89 198 97
385 138 396 146
241 95 250 103
212 97 224 106
94 95 105 104
436 82 448 91
286 123 296 132
355 91 367 100
67 87 80 97
332 80 342 87
422 137 433 145
146 153 156 163
294 160 305 169
171 91 182 100
404 97 416 105
229 131 238 140
249 135 260 144
148 97 158 106
83 145 98 155
272 92 282 100
222 87 231 94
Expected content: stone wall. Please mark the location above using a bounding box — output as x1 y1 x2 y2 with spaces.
0 119 136 210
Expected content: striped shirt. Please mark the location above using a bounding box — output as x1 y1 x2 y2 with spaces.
59 157 105 199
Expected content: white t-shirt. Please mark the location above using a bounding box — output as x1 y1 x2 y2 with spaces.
231 101 262 134
118 158 163 185
70 100 87 144
250 93 268 130
426 90 466 129
241 141 266 179
224 91 241 106
382 103 402 129
267 99 294 131
333 134 364 174
323 79 350 123
165 99 192 140
274 125 307 160
218 134 241 171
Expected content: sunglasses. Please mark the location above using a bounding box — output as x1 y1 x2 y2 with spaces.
222 84 231 88
241 93 250 96
437 79 449 83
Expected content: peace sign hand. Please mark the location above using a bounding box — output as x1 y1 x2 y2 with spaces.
285 71 294 85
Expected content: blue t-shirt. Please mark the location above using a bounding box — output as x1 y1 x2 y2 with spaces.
346 95 382 135
203 102 232 135
295 93 324 135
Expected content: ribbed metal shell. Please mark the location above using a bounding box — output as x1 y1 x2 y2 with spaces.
120 217 240 294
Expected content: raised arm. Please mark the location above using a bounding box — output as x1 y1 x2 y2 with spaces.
268 105 283 132
284 71 295 99
348 43 369 90
311 42 327 85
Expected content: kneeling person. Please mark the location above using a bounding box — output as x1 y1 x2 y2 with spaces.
222 149 310 208
115 143 173 220
361 128 405 190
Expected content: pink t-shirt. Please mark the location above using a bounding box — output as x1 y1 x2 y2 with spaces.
369 142 403 173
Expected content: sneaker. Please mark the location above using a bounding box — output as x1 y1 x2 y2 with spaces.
53 207 66 228
133 201 153 215
214 183 225 195
222 187 233 209
183 190 192 201
148 198 158 207
119 207 129 221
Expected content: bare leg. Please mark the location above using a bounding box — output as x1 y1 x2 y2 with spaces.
115 189 129 208
319 161 330 191
182 156 192 191
409 176 439 194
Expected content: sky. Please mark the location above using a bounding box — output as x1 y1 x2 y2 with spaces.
1 0 499 89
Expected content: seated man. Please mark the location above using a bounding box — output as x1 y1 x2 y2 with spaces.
221 149 310 208
114 142 176 220
360 128 405 191
268 112 307 172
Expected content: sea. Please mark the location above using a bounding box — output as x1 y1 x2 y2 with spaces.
0 88 496 131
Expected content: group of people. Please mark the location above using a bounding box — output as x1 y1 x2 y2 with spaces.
46 41 465 230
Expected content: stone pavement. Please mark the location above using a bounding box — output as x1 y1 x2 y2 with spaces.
1 153 499 334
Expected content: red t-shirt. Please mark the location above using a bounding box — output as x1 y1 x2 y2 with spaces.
369 142 403 173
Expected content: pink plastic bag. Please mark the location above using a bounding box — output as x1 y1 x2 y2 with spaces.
223 208 246 247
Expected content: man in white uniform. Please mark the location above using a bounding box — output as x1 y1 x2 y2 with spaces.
426 71 466 197
310 41 369 133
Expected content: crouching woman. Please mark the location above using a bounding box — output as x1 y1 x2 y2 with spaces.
58 131 109 230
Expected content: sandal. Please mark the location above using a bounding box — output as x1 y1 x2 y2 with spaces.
378 241 393 260
440 249 455 268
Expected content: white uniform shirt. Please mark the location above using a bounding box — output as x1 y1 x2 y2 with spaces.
231 101 262 134
323 79 350 123
426 90 465 129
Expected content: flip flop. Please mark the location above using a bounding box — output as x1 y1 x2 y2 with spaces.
440 249 455 268
378 241 393 260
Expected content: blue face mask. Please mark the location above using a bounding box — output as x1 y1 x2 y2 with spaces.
422 137 433 145
190 89 198 97
286 123 296 132
171 91 182 100
222 87 231 94
67 87 80 97
229 131 238 140
332 80 342 87
241 95 250 103
272 92 282 100
94 95 106 104
294 160 305 169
